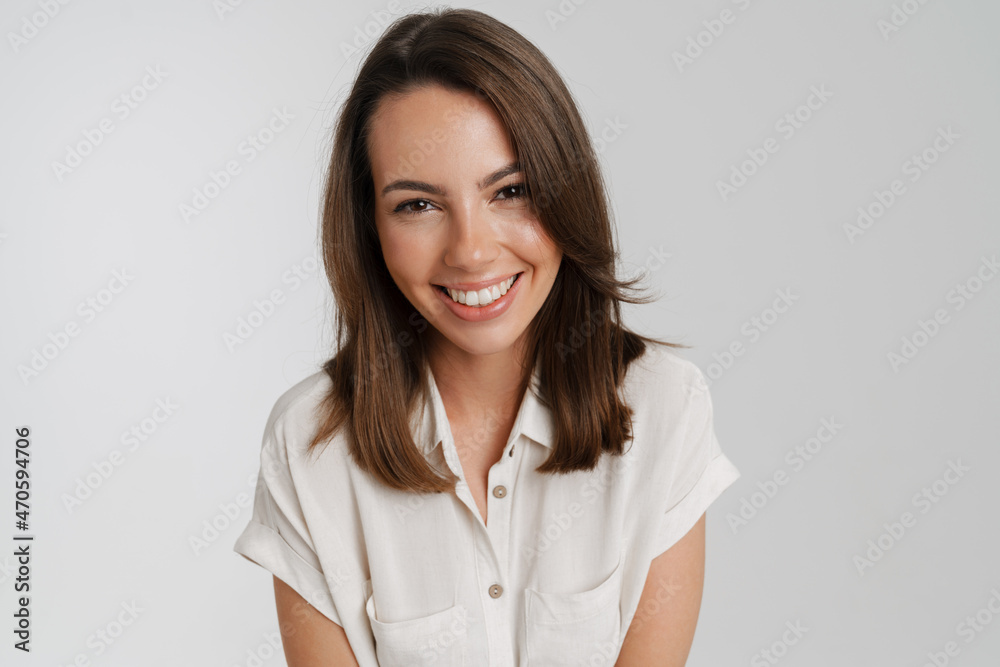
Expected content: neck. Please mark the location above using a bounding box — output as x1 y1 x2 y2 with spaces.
425 333 532 440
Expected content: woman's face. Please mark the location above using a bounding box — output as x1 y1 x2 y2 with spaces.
369 84 562 362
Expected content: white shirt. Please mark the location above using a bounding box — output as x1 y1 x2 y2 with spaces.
233 343 740 666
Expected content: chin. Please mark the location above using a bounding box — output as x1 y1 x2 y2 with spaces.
435 327 523 358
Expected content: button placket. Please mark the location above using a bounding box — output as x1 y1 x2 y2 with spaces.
473 530 510 666
486 448 513 569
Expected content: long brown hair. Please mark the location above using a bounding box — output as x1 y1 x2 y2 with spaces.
308 7 686 493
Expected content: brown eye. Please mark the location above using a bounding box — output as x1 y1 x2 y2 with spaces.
394 199 435 215
496 183 527 200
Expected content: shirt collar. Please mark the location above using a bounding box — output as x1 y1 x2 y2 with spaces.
412 361 553 457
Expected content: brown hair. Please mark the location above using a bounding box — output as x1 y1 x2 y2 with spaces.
308 6 686 493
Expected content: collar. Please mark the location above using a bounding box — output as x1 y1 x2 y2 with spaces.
412 362 554 457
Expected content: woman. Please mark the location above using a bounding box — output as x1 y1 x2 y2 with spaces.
234 7 740 666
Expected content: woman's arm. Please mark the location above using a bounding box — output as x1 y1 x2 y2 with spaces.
615 514 707 666
273 575 360 666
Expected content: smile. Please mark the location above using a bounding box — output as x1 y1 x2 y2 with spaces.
437 273 521 307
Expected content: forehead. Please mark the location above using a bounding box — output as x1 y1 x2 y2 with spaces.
367 85 515 184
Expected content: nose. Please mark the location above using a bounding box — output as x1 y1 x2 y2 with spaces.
443 203 500 271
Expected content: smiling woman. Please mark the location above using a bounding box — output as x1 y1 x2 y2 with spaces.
370 84 562 340
233 7 740 667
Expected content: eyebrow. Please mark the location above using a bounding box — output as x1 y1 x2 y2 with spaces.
380 162 522 198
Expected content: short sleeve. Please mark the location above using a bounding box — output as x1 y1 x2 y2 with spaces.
652 364 741 556
233 412 342 627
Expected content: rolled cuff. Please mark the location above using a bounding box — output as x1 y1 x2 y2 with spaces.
234 519 342 627
654 452 741 556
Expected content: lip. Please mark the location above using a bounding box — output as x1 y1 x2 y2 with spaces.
434 273 520 292
435 272 523 322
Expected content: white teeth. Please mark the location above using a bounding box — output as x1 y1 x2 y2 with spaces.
444 274 517 307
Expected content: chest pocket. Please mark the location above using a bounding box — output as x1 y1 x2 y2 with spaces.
524 551 624 666
365 584 469 666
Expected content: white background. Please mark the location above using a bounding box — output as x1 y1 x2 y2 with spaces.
2 0 998 665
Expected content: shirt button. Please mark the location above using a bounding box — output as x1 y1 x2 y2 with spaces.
489 584 503 598
492 485 507 498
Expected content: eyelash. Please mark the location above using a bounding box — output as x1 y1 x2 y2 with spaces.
392 183 529 216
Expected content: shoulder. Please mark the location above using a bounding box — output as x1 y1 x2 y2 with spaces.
262 370 336 457
623 342 708 409
268 370 332 425
621 344 727 501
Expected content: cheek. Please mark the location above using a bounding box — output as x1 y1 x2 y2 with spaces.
519 225 561 272
377 224 433 282
375 216 401 258
379 236 404 269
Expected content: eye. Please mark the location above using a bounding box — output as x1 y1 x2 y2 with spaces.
495 183 528 200
393 199 437 216
391 183 528 217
